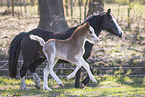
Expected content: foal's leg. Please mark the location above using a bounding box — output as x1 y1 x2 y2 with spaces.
66 57 82 80
29 58 45 89
43 64 52 91
79 58 97 84
77 42 93 88
49 58 63 86
67 65 81 80
43 51 56 91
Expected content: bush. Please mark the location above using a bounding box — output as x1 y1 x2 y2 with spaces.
104 0 116 4
115 0 129 5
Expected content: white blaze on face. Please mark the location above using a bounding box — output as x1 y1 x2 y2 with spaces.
111 14 124 37
87 26 99 43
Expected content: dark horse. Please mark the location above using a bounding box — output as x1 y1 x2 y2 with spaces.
9 9 123 90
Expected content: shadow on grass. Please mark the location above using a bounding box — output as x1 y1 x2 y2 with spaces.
0 86 86 97
116 76 145 87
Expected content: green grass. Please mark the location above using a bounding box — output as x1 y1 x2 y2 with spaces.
0 3 145 97
0 76 145 96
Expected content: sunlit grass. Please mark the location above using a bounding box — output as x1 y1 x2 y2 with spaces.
0 3 145 97
0 76 145 96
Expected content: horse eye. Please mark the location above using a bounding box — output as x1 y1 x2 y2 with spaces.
89 31 92 34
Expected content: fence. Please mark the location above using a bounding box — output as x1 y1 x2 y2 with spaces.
0 34 145 78
1 59 145 78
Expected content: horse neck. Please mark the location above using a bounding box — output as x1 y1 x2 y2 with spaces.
85 15 105 37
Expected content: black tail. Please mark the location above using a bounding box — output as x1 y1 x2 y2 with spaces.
8 32 26 78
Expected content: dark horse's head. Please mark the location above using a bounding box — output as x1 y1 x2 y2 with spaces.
103 9 123 37
85 9 124 37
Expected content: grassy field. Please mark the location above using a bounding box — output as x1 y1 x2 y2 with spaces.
0 2 145 97
0 76 145 96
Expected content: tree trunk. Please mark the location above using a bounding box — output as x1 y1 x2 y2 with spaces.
79 0 82 24
24 0 27 13
65 0 69 17
31 0 35 6
87 0 104 16
11 0 14 16
7 0 10 9
37 0 69 32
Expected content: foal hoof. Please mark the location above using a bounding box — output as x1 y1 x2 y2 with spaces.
43 87 52 91
94 80 97 84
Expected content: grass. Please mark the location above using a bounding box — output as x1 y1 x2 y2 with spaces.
0 76 145 96
0 3 145 97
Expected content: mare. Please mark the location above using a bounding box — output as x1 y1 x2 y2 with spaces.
8 9 123 90
30 22 99 91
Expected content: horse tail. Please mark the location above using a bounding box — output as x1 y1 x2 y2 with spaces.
8 32 27 78
29 34 45 47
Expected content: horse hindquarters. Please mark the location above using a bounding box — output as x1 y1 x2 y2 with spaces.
20 37 38 78
8 32 26 78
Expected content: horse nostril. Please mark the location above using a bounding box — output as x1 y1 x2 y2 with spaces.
119 32 124 38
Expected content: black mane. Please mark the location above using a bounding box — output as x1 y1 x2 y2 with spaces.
83 12 106 36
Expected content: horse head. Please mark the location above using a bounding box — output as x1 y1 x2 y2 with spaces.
103 9 124 37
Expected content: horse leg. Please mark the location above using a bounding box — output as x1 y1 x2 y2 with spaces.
29 58 45 89
20 59 33 90
79 58 97 84
20 76 29 90
75 68 81 88
81 67 93 87
75 67 93 88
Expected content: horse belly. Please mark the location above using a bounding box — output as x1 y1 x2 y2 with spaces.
56 48 67 60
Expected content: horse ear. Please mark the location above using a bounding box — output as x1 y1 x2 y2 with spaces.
107 9 111 14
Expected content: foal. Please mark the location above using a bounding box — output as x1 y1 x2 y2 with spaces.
30 22 99 91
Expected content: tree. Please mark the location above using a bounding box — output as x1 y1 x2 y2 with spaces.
37 0 69 32
87 0 104 16
12 0 14 16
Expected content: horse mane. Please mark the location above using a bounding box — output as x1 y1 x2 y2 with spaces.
84 12 106 23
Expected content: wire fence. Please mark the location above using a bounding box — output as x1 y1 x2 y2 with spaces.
0 34 145 78
1 58 145 78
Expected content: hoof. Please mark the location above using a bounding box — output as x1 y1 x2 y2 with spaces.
59 84 64 87
80 83 85 88
94 80 97 84
35 84 41 90
43 87 52 91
